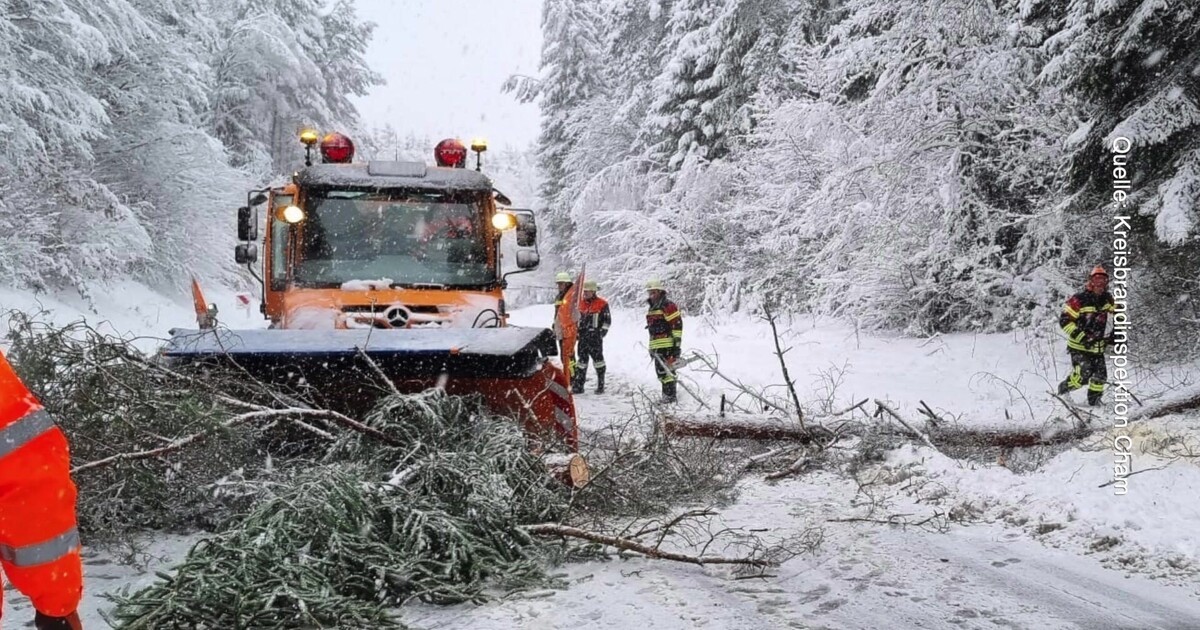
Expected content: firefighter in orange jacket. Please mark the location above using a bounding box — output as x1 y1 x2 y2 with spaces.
573 280 611 394
1056 265 1115 406
645 279 683 403
0 351 84 629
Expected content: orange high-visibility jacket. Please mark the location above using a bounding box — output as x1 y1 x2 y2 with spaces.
0 351 83 618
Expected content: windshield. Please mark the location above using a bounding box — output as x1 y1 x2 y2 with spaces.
294 189 492 287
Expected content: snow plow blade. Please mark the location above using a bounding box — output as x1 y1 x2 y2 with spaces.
161 326 579 449
163 327 558 378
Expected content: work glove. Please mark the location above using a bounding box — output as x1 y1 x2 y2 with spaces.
35 611 83 630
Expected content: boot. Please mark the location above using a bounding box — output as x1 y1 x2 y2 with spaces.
661 381 677 404
1087 390 1103 407
1057 380 1070 395
595 368 606 394
571 373 585 394
36 611 83 630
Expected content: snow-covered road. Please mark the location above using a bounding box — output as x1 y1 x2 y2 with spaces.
403 530 1200 630
402 465 1200 630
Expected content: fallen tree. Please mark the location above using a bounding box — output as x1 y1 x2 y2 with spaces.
661 405 1095 451
660 412 824 442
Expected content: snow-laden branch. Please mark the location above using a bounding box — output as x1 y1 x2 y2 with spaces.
526 523 775 567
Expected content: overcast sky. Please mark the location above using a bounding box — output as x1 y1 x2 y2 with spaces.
351 0 545 150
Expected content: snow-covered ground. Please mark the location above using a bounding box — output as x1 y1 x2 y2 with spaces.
4 286 1200 628
509 304 1194 431
0 281 262 350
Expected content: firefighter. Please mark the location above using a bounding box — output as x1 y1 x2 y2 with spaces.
0 351 84 630
574 280 611 394
645 279 683 403
552 272 577 378
1056 265 1116 406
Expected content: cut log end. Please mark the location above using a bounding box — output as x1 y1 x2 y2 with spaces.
544 453 590 488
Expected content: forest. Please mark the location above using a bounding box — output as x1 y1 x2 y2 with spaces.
516 0 1199 351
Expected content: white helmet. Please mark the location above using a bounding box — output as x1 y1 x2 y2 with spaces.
555 272 572 283
645 278 664 291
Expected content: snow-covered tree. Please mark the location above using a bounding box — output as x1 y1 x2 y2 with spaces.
1024 0 1200 355
643 0 798 170
524 0 608 251
0 0 154 294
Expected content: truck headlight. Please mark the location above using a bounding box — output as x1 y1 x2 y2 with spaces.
491 212 516 230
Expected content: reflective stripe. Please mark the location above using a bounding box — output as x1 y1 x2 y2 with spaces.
546 379 570 401
1063 305 1079 317
1067 339 1102 353
1088 382 1105 392
649 339 675 349
1063 322 1078 334
1103 304 1115 312
553 408 573 435
1066 365 1083 389
0 408 56 459
659 373 676 384
0 527 79 568
593 361 606 369
671 330 683 337
1078 306 1097 313
664 311 681 321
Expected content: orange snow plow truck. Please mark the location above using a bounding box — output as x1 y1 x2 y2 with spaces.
163 133 586 485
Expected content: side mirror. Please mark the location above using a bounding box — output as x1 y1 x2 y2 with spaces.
237 206 257 241
493 189 513 206
249 192 268 206
515 250 539 269
235 243 258 264
514 211 537 248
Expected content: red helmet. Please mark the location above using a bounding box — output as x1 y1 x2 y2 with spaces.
434 138 468 168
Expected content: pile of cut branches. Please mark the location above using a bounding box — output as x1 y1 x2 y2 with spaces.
107 392 569 628
4 312 273 540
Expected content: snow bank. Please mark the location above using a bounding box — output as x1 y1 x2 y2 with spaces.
0 281 264 350
881 411 1200 582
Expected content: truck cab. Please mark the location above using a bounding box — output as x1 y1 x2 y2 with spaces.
234 135 541 331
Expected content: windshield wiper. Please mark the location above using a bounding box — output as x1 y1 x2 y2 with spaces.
394 282 450 290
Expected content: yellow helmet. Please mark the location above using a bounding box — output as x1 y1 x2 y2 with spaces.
583 280 598 291
555 272 572 283
645 278 664 291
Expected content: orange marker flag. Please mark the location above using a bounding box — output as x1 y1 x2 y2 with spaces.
556 265 585 379
191 276 213 329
